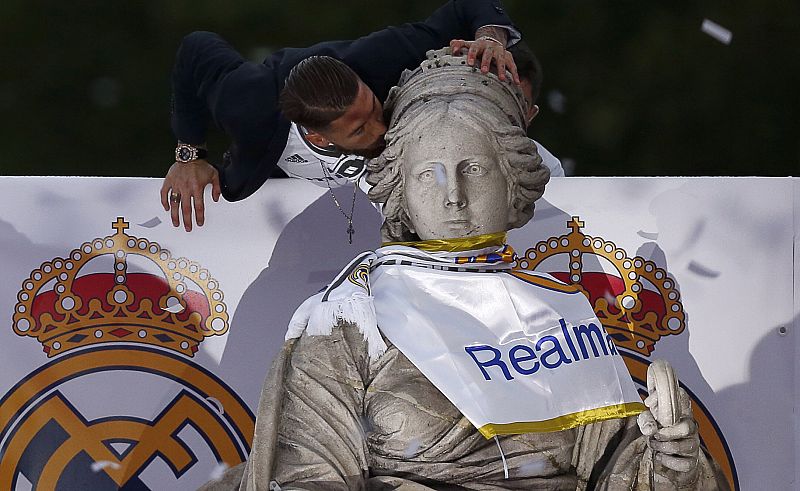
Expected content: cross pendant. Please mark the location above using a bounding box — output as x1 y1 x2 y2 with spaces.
347 223 355 244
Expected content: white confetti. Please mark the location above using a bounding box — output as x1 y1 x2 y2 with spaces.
209 462 229 482
403 438 421 458
603 291 618 307
164 296 184 313
433 164 447 186
547 90 566 114
207 396 225 415
91 460 121 472
163 304 184 313
518 457 549 477
701 19 732 45
15 473 33 491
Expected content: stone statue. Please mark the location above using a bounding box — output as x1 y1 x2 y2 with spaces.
367 49 547 243
202 49 728 490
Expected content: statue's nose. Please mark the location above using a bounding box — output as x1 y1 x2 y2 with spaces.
445 179 466 208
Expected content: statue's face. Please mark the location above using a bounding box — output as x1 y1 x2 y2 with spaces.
402 121 510 240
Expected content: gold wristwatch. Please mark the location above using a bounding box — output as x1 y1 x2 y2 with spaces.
175 143 208 163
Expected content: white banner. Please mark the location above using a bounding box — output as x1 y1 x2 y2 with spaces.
0 176 796 490
373 262 644 436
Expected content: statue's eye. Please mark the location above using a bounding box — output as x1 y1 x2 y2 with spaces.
418 169 435 181
463 163 486 176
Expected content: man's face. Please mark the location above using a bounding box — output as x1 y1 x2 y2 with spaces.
402 120 510 240
321 81 387 158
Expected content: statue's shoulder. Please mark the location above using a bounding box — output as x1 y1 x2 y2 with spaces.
290 320 376 371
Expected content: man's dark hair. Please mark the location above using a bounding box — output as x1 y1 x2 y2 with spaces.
279 56 360 130
508 41 543 104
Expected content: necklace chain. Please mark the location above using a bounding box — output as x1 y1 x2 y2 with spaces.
319 159 358 244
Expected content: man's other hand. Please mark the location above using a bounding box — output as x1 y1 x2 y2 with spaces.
160 160 221 232
449 38 520 85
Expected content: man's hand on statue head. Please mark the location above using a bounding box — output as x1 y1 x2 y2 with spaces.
449 38 520 85
160 160 221 232
638 386 701 485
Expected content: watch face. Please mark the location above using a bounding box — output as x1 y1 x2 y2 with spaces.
177 146 194 162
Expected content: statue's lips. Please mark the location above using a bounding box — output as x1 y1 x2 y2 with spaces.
443 219 478 237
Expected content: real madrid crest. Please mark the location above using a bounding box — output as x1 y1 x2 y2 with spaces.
1 218 254 489
517 216 738 490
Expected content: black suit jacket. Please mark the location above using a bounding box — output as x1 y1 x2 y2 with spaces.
171 0 516 201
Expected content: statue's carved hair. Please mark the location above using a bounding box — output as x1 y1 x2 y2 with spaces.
366 50 550 242
279 56 359 131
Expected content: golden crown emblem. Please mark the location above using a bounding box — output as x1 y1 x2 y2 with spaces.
12 218 229 357
515 217 685 356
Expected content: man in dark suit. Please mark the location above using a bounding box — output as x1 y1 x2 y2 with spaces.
162 0 522 231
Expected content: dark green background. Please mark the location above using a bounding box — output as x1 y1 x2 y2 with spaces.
1 0 797 177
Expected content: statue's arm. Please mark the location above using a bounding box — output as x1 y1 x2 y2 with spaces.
265 323 372 490
571 416 728 490
572 362 731 491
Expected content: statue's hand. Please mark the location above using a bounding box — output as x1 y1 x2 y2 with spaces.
638 361 701 486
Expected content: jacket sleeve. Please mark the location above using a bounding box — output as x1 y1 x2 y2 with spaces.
331 0 519 102
408 0 517 48
432 0 517 41
171 31 244 146
170 31 286 201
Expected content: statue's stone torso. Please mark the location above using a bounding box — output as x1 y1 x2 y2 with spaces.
367 341 579 488
276 322 588 489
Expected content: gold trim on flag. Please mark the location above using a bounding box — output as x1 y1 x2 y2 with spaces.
477 402 647 438
506 270 581 293
382 232 507 252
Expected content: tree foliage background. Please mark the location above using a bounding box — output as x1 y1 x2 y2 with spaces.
1 0 797 177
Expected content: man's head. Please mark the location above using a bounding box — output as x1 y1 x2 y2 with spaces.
508 41 542 126
279 56 387 158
